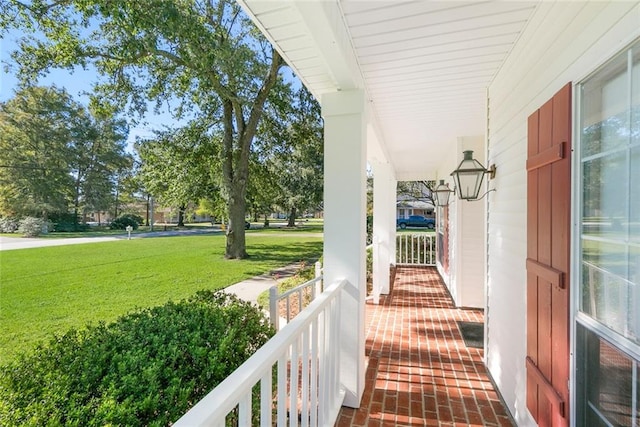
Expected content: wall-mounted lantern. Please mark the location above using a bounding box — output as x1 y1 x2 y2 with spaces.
450 150 496 200
434 179 454 207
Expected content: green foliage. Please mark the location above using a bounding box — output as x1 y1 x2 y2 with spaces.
49 212 86 232
0 291 274 426
17 217 46 237
135 122 220 216
1 0 286 258
255 86 324 224
110 214 143 230
0 217 19 233
0 86 131 218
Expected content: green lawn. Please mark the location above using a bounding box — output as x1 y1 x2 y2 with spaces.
0 233 322 364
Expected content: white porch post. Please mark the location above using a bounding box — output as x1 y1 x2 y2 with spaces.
371 160 396 303
321 89 366 408
451 136 486 308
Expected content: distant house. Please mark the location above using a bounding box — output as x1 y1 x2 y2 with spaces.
396 197 434 219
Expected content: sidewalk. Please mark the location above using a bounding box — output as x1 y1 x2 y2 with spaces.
223 264 302 305
0 228 221 251
0 235 122 251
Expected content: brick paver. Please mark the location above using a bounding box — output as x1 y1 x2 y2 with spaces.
337 266 514 426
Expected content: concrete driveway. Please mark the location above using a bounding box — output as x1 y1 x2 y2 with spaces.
0 228 223 251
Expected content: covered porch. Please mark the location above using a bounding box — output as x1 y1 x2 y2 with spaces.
337 266 512 427
174 2 640 425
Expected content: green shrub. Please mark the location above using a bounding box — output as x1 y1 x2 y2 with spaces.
110 214 144 230
0 291 274 426
0 217 19 233
17 217 46 237
49 213 90 232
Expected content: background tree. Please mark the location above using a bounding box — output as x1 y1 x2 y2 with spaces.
135 122 219 227
68 109 130 227
0 86 129 224
109 160 140 220
0 86 77 217
258 86 323 227
246 157 280 226
3 0 285 258
396 180 436 208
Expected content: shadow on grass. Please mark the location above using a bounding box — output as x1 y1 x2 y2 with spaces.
241 240 323 276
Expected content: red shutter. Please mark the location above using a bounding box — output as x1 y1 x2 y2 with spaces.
526 83 571 427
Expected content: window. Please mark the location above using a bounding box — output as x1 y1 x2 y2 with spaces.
576 38 640 426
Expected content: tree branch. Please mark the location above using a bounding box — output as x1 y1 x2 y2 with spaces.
11 0 68 16
243 47 283 151
220 99 234 188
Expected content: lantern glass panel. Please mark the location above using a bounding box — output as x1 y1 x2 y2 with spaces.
455 171 485 199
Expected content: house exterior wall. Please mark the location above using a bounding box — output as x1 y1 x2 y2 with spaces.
486 2 640 425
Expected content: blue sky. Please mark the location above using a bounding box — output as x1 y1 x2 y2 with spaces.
1 32 182 150
1 28 301 153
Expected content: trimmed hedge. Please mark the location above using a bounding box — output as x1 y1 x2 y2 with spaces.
0 291 274 426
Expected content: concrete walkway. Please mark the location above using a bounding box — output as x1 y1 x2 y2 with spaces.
223 264 302 306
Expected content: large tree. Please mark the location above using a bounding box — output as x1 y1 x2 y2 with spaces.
2 0 285 258
0 86 129 221
68 109 130 226
0 86 76 217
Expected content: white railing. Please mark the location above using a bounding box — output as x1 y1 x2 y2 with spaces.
174 279 347 427
396 233 436 266
270 262 323 330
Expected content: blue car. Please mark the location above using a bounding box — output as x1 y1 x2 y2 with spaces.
396 215 435 229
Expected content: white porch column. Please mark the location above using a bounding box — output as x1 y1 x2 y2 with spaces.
371 160 396 302
321 89 367 408
452 136 486 308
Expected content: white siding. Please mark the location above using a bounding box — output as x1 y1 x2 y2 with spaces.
486 2 640 425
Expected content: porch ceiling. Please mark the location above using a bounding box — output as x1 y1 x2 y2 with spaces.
238 1 538 180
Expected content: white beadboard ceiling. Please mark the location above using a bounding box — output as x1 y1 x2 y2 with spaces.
238 0 538 180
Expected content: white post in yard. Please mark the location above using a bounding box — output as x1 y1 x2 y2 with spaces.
321 89 367 408
371 160 396 302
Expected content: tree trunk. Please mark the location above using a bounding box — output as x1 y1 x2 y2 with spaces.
114 187 120 218
177 205 186 227
287 206 297 227
146 195 150 226
225 189 248 259
219 49 283 259
263 213 269 228
73 175 82 231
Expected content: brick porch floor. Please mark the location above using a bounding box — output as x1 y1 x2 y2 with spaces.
336 266 514 426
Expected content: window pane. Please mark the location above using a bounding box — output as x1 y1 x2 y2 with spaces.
633 45 640 146
578 38 640 427
632 147 640 243
577 325 638 426
581 54 629 158
581 240 639 341
582 152 628 239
